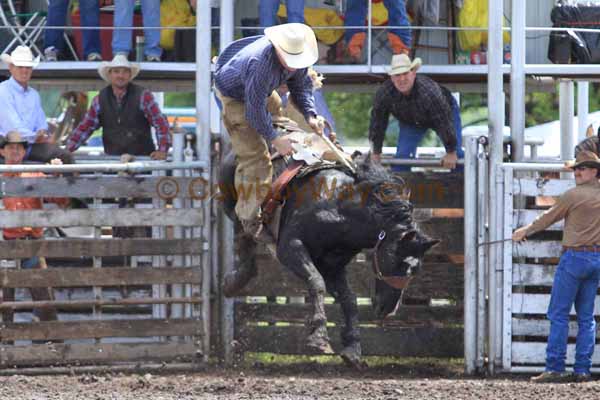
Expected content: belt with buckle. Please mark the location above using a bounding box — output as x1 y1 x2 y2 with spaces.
562 245 600 253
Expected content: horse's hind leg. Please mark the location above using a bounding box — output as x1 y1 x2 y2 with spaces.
326 270 366 369
278 238 333 354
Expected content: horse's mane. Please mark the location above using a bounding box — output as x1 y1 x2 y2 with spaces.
353 153 413 224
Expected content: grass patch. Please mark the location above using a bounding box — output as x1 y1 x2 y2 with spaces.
244 352 463 368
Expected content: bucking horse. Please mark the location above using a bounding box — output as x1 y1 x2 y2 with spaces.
219 122 439 368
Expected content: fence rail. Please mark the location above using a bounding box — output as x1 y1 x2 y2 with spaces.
0 176 205 199
0 171 208 369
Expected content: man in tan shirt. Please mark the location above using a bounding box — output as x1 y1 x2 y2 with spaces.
513 150 600 383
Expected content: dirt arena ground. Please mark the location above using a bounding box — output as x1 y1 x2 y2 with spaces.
0 359 599 400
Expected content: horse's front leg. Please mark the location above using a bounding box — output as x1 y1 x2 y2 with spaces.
223 230 258 297
326 269 366 369
278 237 333 354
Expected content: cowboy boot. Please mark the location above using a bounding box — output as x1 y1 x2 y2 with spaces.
241 218 276 246
387 32 409 55
347 32 366 62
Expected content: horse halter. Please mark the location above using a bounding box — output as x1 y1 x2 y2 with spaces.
372 230 414 290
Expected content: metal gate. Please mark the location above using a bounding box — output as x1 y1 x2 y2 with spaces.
501 164 600 373
464 138 600 374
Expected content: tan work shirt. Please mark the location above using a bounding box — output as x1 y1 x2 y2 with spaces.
525 179 600 246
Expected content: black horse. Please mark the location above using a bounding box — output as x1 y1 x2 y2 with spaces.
219 152 438 366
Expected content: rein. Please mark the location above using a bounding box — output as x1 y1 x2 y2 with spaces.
477 238 512 247
372 230 413 290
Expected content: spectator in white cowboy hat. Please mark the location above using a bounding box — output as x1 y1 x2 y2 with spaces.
369 53 462 172
214 23 324 246
0 46 74 164
66 54 171 159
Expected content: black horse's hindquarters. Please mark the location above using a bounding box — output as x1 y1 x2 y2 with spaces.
219 153 436 362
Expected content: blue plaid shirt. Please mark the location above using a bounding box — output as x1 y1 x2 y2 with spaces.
215 36 317 141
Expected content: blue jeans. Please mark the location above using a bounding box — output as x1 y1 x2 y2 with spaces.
344 0 411 46
392 96 463 172
112 0 162 57
259 0 304 28
45 0 101 58
546 250 600 375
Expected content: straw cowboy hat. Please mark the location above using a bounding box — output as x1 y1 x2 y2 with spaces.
388 54 422 76
0 131 28 148
265 23 318 69
1 46 40 68
98 54 141 82
565 150 600 170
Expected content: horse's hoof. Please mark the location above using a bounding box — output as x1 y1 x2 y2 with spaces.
340 353 368 370
340 344 367 370
306 337 334 355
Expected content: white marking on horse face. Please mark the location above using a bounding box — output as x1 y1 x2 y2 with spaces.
403 256 420 275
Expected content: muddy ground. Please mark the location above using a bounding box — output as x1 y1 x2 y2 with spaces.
0 360 599 400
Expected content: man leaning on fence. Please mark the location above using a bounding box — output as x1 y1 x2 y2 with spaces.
66 55 171 159
368 54 462 172
512 150 600 383
0 46 74 165
0 131 70 328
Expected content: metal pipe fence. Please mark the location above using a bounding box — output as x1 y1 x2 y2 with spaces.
9 24 600 34
0 160 206 174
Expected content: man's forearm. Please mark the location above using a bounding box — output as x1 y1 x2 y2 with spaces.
66 131 86 152
368 106 388 154
524 204 566 236
246 106 278 142
439 131 457 153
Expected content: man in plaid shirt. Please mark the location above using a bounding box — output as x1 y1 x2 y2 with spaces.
66 55 171 159
369 54 463 171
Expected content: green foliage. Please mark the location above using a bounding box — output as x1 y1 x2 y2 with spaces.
40 90 62 118
525 91 558 127
165 92 196 108
245 352 463 368
589 83 600 112
460 93 487 128
324 92 374 145
325 91 458 148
